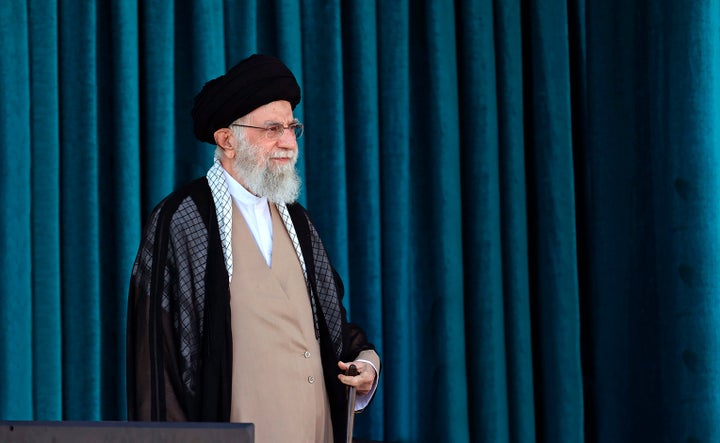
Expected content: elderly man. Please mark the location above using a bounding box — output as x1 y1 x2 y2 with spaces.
127 54 380 443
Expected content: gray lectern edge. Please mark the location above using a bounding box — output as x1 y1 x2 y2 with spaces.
0 420 254 443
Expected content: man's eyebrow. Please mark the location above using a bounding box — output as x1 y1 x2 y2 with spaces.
262 119 299 125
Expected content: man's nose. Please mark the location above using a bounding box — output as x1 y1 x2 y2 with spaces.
277 127 298 147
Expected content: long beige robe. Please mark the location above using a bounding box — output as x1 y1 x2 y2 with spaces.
229 202 334 443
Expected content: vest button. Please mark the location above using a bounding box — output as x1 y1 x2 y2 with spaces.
308 376 315 384
304 351 311 358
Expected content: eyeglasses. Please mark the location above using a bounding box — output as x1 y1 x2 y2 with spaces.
231 121 304 140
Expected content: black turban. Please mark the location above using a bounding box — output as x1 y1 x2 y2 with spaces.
191 54 301 144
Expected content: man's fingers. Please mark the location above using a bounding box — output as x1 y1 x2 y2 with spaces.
337 363 374 390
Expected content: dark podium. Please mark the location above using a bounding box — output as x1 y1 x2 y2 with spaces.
0 421 254 442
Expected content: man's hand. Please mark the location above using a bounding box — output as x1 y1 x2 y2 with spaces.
337 360 376 395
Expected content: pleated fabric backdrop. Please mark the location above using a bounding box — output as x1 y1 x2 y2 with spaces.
1 1 719 442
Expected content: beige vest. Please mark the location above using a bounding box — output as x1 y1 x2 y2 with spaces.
229 203 333 443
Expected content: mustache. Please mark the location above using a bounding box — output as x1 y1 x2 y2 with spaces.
269 151 296 160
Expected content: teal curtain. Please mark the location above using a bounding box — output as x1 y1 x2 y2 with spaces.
582 1 720 441
2 1 720 442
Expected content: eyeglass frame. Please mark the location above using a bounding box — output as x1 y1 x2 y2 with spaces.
230 120 304 140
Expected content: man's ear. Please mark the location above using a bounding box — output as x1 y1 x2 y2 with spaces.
213 128 235 158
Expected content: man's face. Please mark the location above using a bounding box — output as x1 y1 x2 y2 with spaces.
226 100 302 203
239 100 299 171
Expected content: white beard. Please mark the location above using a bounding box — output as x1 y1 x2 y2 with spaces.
231 133 301 204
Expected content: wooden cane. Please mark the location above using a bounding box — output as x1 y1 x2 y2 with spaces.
346 364 359 443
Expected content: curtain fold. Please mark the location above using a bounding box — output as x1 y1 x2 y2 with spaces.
29 0 62 421
376 2 413 441
2 1 720 442
458 0 509 441
58 0 102 420
0 0 32 421
341 0 385 434
139 0 176 212
523 0 584 441
408 1 471 441
301 0 349 281
493 0 538 442
99 0 139 419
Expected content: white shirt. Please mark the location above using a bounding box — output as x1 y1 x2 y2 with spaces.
222 168 274 266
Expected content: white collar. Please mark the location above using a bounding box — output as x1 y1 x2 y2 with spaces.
221 167 268 209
